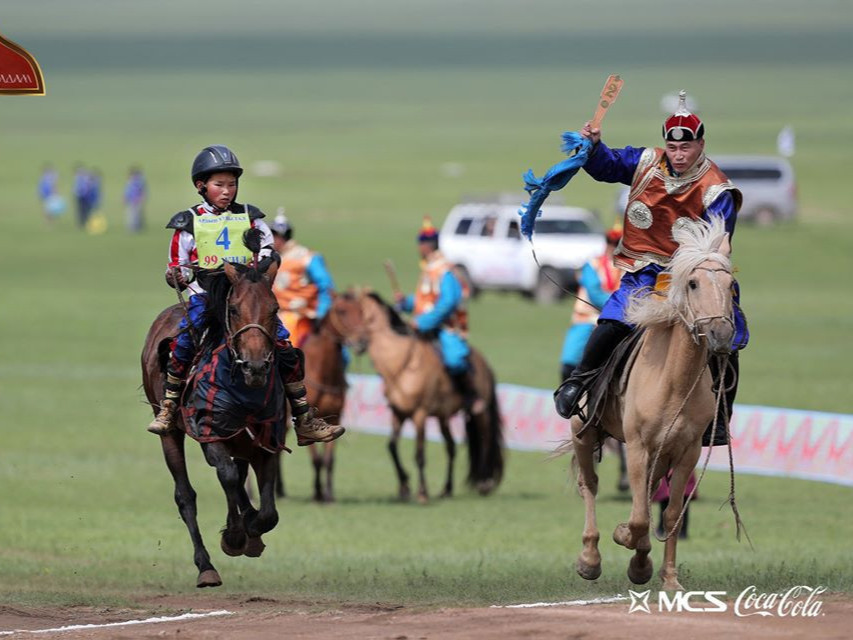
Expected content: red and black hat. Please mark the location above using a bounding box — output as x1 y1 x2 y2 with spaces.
662 90 704 141
417 216 439 242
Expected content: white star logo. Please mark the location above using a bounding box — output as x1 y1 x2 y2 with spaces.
628 589 652 614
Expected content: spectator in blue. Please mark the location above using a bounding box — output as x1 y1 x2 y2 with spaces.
86 169 103 217
38 164 64 224
124 166 147 232
73 164 91 228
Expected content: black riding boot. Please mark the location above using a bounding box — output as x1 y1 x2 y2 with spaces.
554 320 632 418
560 363 576 384
702 351 739 447
451 370 485 415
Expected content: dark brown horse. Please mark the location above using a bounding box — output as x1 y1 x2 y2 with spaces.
141 259 284 588
275 294 359 502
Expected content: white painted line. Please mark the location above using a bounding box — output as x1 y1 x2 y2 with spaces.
0 609 234 636
492 595 628 608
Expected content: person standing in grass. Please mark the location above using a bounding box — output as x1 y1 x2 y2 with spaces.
554 91 747 447
72 164 91 228
147 144 344 448
37 164 65 224
124 166 147 233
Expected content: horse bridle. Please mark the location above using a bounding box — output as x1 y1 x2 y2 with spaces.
224 288 276 371
677 262 735 346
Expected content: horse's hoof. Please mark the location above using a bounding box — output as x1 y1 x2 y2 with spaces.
244 536 266 558
613 523 634 549
221 535 247 557
417 492 429 505
627 555 653 585
439 489 452 499
197 569 222 588
576 557 602 581
477 479 496 496
399 486 411 502
662 578 684 592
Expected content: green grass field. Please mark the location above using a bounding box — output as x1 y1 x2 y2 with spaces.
1 0 851 610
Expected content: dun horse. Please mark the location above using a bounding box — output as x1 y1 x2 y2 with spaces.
141 257 285 588
569 216 736 591
340 291 504 503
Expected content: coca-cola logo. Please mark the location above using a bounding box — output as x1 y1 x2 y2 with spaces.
734 585 826 618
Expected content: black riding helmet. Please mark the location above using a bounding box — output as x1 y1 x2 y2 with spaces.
191 145 243 209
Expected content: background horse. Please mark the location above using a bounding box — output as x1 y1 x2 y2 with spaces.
339 291 503 503
141 258 284 588
570 216 735 591
274 294 358 502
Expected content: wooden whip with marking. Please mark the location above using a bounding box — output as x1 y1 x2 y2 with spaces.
383 259 403 298
589 74 624 130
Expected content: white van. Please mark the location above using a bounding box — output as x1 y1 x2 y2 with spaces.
439 200 605 304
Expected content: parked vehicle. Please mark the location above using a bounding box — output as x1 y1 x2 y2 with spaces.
440 200 605 304
616 155 797 224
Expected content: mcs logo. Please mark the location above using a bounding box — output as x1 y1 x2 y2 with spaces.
659 591 728 613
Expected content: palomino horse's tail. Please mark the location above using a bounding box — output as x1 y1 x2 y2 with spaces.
465 359 504 495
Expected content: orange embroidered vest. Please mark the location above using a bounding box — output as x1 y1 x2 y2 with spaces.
414 251 469 334
273 242 319 318
616 148 742 272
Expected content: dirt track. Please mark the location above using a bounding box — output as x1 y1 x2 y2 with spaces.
2 595 851 639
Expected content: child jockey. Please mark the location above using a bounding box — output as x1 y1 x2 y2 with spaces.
395 218 484 414
559 224 624 381
269 210 337 348
147 145 345 447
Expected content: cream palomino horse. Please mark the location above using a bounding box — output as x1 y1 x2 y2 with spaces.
571 216 735 591
341 291 504 503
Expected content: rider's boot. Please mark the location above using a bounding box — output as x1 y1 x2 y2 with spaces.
450 370 486 415
148 364 185 435
702 351 739 447
554 320 632 418
278 344 345 446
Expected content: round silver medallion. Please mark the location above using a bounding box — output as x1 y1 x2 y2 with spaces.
671 217 693 236
627 201 653 229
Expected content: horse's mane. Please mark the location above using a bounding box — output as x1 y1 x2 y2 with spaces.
365 291 411 335
625 215 731 328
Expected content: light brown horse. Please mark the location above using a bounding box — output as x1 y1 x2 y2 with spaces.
141 258 284 588
274 294 360 502
570 216 735 591
339 291 504 503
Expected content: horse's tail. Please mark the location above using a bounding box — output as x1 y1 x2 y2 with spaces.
465 364 504 495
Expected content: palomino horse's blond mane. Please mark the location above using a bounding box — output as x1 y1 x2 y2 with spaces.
626 215 731 328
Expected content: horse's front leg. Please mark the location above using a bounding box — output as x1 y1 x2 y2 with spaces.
309 444 324 503
437 417 456 498
412 411 429 504
659 445 701 591
388 407 410 501
243 451 280 557
613 437 655 585
572 417 602 580
202 441 247 557
323 441 336 503
161 431 222 587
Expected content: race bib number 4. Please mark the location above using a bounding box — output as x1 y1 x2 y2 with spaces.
195 212 253 267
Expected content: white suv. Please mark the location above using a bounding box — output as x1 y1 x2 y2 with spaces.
439 201 605 304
